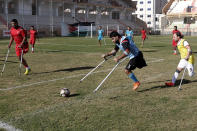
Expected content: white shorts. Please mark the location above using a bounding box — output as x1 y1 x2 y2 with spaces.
177 59 195 77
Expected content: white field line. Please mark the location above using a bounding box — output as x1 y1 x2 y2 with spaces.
13 69 167 121
37 43 113 46
0 121 22 131
0 58 164 91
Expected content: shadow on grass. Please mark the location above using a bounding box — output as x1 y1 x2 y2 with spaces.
68 93 80 97
33 66 94 75
0 60 18 65
138 79 197 93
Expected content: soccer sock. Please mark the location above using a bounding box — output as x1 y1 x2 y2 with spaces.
173 50 176 53
128 73 139 83
172 71 179 83
32 47 34 51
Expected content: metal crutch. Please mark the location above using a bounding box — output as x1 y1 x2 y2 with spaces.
80 55 113 82
93 57 127 92
1 48 10 76
19 49 24 76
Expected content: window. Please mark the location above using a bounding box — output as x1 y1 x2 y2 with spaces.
187 6 192 12
112 11 119 19
140 8 143 11
147 8 151 11
140 15 143 18
147 1 151 4
140 1 143 4
147 15 151 18
147 21 151 24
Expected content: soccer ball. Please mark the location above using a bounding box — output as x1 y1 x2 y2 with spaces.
60 88 70 97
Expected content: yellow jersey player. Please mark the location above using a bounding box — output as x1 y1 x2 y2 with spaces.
165 32 194 86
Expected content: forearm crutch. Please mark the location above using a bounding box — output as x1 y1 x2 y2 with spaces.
178 66 187 90
1 49 10 76
19 48 24 76
93 57 127 92
103 37 107 45
80 55 113 82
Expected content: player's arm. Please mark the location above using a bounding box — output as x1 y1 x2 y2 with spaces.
8 35 14 48
18 29 26 48
185 43 192 61
102 46 118 59
115 41 129 62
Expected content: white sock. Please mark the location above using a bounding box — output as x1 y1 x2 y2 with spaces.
32 48 34 51
174 50 176 53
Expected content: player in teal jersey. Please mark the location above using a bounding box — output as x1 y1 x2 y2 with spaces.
97 26 104 46
125 26 133 42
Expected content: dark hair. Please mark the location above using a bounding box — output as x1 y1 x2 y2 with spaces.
110 31 121 38
174 26 177 29
11 19 18 23
175 31 184 38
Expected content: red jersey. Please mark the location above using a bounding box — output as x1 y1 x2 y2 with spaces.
172 29 181 34
10 26 25 45
30 29 37 40
141 30 146 37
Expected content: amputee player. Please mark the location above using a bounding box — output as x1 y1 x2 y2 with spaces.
165 32 195 87
29 26 37 53
102 31 147 90
172 26 181 55
140 28 147 48
8 19 31 75
125 26 134 42
97 26 104 46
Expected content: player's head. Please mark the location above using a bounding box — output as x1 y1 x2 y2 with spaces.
127 26 131 30
99 26 102 29
110 31 121 43
30 26 34 30
174 26 177 30
173 31 183 42
11 19 18 28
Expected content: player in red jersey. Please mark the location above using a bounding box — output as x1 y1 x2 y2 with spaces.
29 26 37 53
8 19 31 75
172 26 181 55
140 28 147 47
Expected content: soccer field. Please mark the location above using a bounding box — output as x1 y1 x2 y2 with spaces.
0 35 197 130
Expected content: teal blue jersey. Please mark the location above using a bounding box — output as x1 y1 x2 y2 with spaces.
98 29 103 37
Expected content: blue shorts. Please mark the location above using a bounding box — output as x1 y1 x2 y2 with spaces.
98 36 103 40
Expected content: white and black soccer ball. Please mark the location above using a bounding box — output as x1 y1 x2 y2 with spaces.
60 88 70 97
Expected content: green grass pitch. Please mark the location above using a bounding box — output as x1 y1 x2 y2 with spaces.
0 35 197 130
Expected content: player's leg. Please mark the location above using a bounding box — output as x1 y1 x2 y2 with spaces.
141 38 144 47
165 59 186 86
125 59 140 90
172 40 177 55
186 63 194 77
16 48 31 75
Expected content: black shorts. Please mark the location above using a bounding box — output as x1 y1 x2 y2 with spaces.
125 51 147 71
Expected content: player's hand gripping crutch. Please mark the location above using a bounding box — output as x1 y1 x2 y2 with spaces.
93 57 127 92
19 48 24 76
178 66 187 90
1 48 10 76
80 55 113 82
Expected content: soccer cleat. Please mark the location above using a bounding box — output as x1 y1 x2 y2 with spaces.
24 68 31 75
133 81 140 91
165 82 174 87
173 53 177 55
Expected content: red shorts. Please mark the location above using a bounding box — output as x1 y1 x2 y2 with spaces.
15 42 29 56
142 36 146 40
172 40 177 47
29 39 36 45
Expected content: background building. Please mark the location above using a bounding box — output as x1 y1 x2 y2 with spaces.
162 0 197 35
0 0 147 37
134 0 167 30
